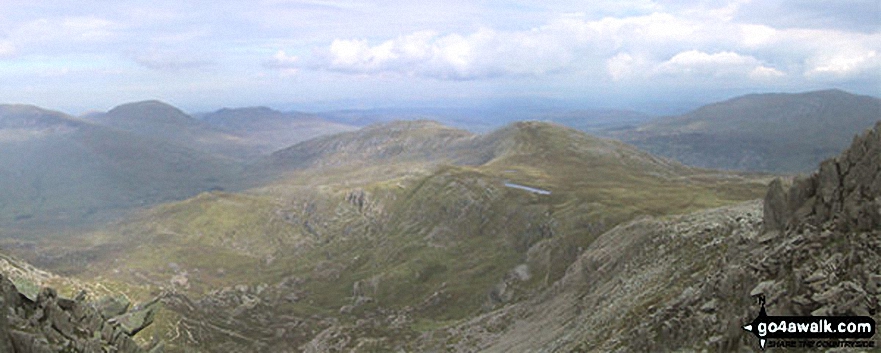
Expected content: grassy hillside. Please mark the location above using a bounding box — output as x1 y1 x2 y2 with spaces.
47 121 768 351
610 89 881 173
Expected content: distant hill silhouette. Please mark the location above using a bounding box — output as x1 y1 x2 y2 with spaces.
610 89 880 173
87 100 258 159
0 104 246 230
199 106 356 153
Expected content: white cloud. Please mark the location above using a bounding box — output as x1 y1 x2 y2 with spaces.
585 12 702 48
266 50 299 67
606 52 651 81
0 15 122 60
806 50 880 78
265 50 300 76
289 11 767 81
748 26 879 76
1 0 879 111
284 3 881 88
654 50 786 81
749 66 786 79
305 25 587 80
739 24 778 48
656 50 755 73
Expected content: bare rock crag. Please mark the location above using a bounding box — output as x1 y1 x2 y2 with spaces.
764 121 881 233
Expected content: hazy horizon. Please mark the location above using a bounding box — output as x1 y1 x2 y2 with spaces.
0 1 878 114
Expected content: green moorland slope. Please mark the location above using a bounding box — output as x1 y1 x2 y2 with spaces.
37 121 769 351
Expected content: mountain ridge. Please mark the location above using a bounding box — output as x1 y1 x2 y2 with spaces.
0 103 249 230
87 100 259 159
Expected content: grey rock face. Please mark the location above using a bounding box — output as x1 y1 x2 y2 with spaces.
762 178 789 233
0 273 158 353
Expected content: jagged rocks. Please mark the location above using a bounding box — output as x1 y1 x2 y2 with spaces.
0 273 159 353
765 121 881 232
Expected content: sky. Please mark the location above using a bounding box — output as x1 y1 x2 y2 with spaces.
0 0 879 114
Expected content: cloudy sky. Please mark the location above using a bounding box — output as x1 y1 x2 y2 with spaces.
0 0 878 113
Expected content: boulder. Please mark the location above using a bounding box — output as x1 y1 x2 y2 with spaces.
9 277 40 302
749 280 776 297
111 301 158 336
762 178 789 232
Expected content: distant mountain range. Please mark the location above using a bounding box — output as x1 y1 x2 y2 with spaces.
608 89 880 173
0 104 245 230
0 101 354 230
86 100 264 159
317 106 654 133
197 106 356 153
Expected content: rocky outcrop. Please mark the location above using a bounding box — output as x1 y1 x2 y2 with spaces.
764 121 881 233
0 273 159 353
